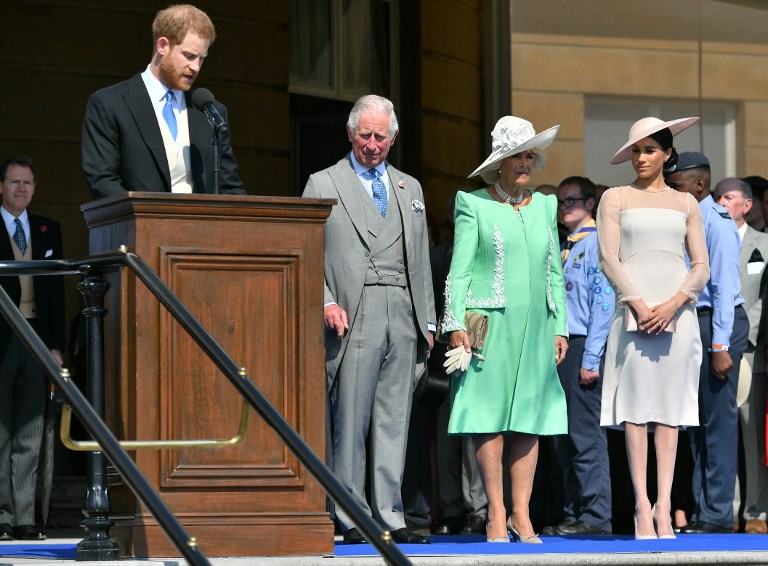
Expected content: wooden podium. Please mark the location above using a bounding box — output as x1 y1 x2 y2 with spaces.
81 193 335 558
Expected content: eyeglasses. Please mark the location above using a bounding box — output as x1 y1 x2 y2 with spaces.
557 197 586 208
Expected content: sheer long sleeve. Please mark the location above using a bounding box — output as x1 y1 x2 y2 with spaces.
597 188 642 305
597 186 710 307
680 193 710 302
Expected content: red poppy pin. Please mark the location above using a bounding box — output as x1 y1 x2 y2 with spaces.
40 225 48 232
398 181 406 189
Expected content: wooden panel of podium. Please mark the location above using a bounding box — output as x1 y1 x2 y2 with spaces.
81 193 335 558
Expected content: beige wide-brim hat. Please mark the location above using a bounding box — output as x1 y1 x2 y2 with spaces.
610 116 700 165
468 116 560 179
737 356 752 408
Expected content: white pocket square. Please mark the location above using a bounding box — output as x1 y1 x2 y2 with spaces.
748 261 764 275
411 199 425 212
45 249 53 258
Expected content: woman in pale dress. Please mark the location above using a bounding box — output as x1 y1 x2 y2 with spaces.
597 117 710 539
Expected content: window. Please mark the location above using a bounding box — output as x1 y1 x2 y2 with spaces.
585 98 735 188
290 0 391 101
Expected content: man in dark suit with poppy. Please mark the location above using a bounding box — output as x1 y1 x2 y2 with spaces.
81 4 245 199
0 156 65 541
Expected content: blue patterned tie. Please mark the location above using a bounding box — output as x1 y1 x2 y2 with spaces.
162 90 178 140
364 168 388 216
13 218 26 255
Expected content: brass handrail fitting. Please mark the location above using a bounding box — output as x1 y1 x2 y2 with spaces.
60 395 251 451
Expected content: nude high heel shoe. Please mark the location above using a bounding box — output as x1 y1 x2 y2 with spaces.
507 517 542 544
634 510 657 540
652 504 676 540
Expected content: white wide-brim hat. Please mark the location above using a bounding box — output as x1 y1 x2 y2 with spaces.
468 116 560 179
610 116 699 164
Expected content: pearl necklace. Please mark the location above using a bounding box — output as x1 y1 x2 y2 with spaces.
494 182 525 205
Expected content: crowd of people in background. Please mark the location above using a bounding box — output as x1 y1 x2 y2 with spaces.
5 39 768 542
2 0 767 551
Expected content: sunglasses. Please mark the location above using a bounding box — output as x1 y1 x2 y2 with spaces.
557 197 586 208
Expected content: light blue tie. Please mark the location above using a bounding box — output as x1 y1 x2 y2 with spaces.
13 218 27 255
162 90 178 140
363 169 388 216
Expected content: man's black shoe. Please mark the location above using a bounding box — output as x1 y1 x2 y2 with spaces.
679 521 732 534
342 528 367 544
0 523 14 541
542 517 576 535
555 519 610 535
390 528 431 544
460 514 486 535
432 516 463 535
14 525 46 540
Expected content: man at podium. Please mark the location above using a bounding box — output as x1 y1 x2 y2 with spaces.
303 95 436 545
81 4 245 199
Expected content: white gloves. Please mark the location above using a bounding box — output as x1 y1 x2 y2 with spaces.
444 346 485 375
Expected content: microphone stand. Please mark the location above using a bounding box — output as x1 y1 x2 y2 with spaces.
202 110 227 196
212 124 222 195
194 90 229 195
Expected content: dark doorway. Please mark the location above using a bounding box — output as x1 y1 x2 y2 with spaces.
290 95 353 195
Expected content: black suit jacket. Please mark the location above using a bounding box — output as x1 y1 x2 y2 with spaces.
81 73 246 199
0 213 65 356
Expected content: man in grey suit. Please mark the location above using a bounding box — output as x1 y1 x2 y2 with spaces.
714 177 768 533
302 95 436 545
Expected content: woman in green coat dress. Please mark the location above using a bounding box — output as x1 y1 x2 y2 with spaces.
442 116 569 544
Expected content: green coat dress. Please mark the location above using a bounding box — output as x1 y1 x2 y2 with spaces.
443 189 568 435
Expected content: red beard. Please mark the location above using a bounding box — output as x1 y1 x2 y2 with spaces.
158 55 196 91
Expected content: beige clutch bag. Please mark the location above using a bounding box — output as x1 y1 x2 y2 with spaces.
437 311 489 349
625 305 676 333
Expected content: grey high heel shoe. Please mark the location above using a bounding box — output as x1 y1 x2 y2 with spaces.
486 520 510 543
507 517 542 544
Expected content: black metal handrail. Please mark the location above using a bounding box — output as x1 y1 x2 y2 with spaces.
0 252 411 566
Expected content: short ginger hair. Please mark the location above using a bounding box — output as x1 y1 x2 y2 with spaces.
152 4 216 46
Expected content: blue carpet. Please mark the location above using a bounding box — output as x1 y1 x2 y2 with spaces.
2 535 764 559
335 533 768 556
0 542 77 559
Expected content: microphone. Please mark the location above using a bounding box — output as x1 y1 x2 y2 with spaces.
191 88 229 133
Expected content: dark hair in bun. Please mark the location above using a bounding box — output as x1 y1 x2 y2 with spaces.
649 127 678 169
